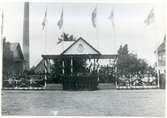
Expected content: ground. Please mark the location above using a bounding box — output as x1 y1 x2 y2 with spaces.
1 89 165 116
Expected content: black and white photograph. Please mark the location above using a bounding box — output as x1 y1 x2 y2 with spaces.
1 0 166 116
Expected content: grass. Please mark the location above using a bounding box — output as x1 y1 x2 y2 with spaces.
1 89 165 116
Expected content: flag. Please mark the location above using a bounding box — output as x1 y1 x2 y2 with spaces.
91 7 97 28
57 9 63 29
108 8 114 28
144 8 154 26
42 9 47 30
1 10 4 35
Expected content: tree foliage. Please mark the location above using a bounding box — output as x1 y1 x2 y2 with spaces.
57 32 77 44
3 37 14 73
116 44 149 77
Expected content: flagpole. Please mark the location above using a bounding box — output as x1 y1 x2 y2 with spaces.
154 11 160 89
96 5 98 50
1 9 3 40
1 10 3 39
1 7 4 62
108 5 115 53
113 5 116 53
62 4 65 76
44 6 48 89
62 5 64 51
45 6 47 52
114 27 116 53
1 7 3 91
152 5 160 88
144 6 160 88
45 12 47 51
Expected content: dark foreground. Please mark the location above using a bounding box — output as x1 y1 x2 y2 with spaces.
1 89 165 116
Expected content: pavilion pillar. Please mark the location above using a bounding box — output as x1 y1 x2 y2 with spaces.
44 59 48 88
48 59 50 73
115 66 118 88
89 55 92 73
96 57 100 82
71 56 73 75
157 69 160 88
109 58 112 67
94 59 95 71
114 57 118 89
62 59 65 75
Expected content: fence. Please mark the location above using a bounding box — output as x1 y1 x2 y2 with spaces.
2 77 45 90
2 73 161 90
116 77 158 89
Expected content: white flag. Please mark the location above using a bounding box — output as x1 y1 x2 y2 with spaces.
57 9 63 29
144 8 154 26
108 8 114 28
91 7 97 28
42 9 47 30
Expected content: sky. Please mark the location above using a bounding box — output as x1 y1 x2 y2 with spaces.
1 1 166 68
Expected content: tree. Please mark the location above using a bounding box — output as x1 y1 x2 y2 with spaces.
57 32 76 44
117 44 129 55
3 37 14 73
116 44 149 77
116 44 129 76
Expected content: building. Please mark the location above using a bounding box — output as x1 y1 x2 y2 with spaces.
155 34 166 75
41 37 118 88
10 43 25 74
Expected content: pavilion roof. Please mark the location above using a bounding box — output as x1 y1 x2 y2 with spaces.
42 37 118 59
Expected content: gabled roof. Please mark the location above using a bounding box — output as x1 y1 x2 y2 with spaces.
10 43 18 51
10 43 25 62
154 34 166 53
34 59 45 73
158 34 166 52
44 37 117 56
61 37 101 55
44 41 74 55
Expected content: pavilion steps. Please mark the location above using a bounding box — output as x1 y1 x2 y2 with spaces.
46 84 63 90
99 83 116 90
46 83 117 90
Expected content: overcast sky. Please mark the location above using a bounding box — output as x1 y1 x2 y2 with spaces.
1 1 166 68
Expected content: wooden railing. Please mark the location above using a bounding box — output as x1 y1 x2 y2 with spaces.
2 79 45 90
116 77 158 89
